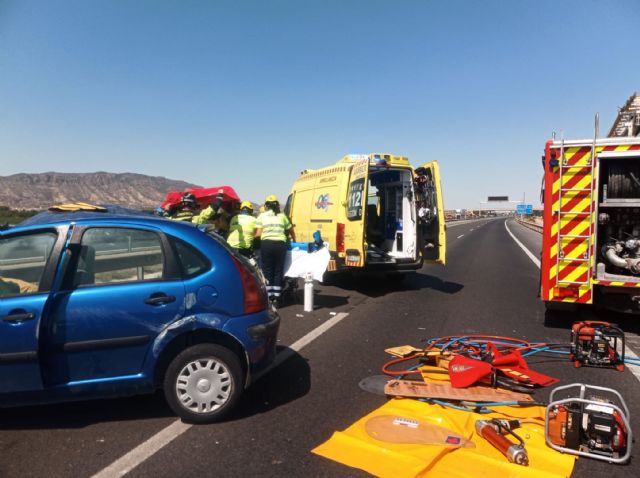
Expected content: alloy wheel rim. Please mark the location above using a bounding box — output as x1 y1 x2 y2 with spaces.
176 358 232 414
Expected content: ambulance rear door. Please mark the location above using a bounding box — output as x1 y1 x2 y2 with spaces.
343 159 369 267
415 160 446 265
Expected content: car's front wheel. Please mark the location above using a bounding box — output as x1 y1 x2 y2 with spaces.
163 344 243 423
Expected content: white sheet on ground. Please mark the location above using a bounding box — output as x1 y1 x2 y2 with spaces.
284 247 331 282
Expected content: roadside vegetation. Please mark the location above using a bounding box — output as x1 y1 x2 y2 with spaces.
0 206 39 226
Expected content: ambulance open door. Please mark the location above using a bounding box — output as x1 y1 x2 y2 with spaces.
416 160 446 265
342 159 369 268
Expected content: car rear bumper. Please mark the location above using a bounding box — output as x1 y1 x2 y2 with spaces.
223 307 280 384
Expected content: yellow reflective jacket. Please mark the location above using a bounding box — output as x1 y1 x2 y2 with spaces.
227 213 257 249
256 211 291 242
170 205 216 224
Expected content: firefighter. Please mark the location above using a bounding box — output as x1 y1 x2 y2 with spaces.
168 192 200 221
227 200 257 258
255 195 295 303
169 190 227 227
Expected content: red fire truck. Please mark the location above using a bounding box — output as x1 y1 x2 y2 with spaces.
541 94 640 312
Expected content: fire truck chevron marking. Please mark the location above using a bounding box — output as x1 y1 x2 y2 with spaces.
543 134 640 307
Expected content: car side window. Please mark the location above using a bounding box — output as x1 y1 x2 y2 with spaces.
76 228 165 286
171 238 210 278
0 231 57 297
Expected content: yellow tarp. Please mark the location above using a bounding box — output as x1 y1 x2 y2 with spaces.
48 202 107 212
312 398 576 478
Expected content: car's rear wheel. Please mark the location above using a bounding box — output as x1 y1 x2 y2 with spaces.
163 344 243 423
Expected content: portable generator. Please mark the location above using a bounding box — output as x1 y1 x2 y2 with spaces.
570 321 625 371
545 383 632 463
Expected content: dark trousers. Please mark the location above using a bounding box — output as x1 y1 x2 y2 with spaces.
235 247 253 259
261 240 287 299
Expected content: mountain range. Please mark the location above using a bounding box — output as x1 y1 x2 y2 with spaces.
0 172 200 210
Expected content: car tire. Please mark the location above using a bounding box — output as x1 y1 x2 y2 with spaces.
163 344 243 424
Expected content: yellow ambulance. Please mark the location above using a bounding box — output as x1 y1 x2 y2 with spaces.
284 153 445 273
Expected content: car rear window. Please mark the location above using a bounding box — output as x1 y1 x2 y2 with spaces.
171 238 210 278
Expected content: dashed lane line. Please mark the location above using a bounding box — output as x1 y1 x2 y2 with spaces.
457 235 464 239
91 312 350 478
504 219 640 384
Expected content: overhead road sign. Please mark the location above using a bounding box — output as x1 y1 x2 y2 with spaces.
516 204 533 215
488 196 509 202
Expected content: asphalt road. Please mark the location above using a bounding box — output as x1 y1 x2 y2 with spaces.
2 217 639 478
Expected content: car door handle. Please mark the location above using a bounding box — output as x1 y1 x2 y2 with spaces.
144 294 176 306
2 312 36 323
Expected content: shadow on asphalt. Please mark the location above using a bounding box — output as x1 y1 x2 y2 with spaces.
0 349 311 430
544 306 640 335
231 347 310 420
323 271 464 298
278 287 350 311
0 391 174 430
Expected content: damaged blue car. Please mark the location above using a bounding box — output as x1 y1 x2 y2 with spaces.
0 206 279 423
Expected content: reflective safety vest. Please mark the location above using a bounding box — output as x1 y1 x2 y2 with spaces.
170 205 216 223
256 211 291 242
227 214 257 249
170 209 195 221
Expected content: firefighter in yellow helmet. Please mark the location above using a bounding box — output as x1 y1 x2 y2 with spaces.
227 200 257 258
255 195 295 303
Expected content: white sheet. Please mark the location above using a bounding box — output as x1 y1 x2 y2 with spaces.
284 246 331 282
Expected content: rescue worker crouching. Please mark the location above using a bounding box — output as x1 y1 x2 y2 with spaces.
255 195 295 304
227 200 257 258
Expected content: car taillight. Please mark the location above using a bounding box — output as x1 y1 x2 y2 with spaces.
336 223 345 253
230 255 266 314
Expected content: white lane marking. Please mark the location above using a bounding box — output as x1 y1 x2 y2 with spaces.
470 228 474 231
92 312 350 478
255 312 349 379
457 234 464 239
504 219 640 384
504 220 540 268
92 420 191 478
622 347 640 378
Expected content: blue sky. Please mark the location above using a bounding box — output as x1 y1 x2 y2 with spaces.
1 0 639 209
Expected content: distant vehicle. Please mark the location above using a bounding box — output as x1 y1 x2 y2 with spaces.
0 207 279 423
285 153 446 274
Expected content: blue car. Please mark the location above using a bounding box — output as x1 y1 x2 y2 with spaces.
0 207 279 423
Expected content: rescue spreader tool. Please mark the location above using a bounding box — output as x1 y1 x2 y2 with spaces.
475 419 529 466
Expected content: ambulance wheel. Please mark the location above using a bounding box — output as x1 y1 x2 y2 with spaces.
164 344 243 424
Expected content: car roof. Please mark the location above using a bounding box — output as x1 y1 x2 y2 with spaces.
6 205 198 235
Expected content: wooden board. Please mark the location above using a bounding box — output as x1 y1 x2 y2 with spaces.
384 379 533 402
365 415 475 448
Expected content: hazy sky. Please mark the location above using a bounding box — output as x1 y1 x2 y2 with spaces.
1 0 639 209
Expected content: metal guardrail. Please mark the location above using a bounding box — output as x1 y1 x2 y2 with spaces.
515 217 543 234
